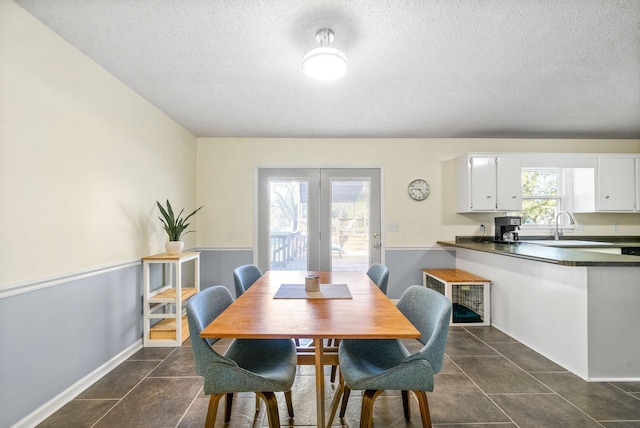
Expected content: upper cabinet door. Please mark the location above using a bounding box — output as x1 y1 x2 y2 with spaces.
496 157 522 211
470 157 498 211
456 155 522 213
597 157 635 212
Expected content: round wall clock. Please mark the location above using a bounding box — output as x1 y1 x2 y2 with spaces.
408 179 430 201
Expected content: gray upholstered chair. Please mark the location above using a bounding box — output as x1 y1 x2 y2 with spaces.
330 263 390 383
366 263 389 294
337 285 451 428
233 264 262 298
186 286 297 428
233 264 300 348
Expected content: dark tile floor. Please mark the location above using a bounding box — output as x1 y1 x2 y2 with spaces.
38 326 640 427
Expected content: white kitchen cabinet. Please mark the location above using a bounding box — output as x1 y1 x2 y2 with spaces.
469 157 497 211
496 156 522 210
456 154 521 212
574 156 636 212
597 157 635 211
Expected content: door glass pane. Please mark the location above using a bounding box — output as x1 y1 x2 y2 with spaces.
269 179 308 270
331 179 369 271
258 168 379 273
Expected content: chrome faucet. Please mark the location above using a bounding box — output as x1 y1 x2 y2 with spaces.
554 211 575 240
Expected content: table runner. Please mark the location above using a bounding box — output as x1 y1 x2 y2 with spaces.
274 283 352 299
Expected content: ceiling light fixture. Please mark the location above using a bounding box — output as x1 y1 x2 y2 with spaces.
302 28 348 81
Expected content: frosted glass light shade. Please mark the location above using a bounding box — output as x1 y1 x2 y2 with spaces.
302 47 348 81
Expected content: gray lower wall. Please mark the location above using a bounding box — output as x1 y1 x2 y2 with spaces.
0 265 142 428
199 249 254 297
1 246 452 426
385 248 456 298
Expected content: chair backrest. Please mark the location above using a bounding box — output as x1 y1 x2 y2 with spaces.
233 264 262 298
186 286 237 376
366 263 389 294
396 285 452 373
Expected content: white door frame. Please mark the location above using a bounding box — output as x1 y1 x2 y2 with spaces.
255 166 384 272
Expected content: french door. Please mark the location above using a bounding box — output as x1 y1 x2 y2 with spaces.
257 168 381 272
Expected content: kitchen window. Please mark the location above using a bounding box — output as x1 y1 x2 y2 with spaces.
514 168 569 227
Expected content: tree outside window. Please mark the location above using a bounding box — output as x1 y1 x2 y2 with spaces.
270 180 306 233
518 169 562 226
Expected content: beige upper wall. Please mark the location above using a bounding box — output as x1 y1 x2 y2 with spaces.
197 138 640 248
0 0 197 289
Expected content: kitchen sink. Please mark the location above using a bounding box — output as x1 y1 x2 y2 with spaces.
520 240 614 247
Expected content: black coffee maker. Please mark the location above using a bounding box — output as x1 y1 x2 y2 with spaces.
494 216 521 243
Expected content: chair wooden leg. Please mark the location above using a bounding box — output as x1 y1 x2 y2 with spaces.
284 390 294 418
205 393 224 428
401 390 410 420
326 381 344 427
224 392 234 423
329 339 341 383
339 386 351 419
413 390 432 428
255 395 260 413
360 390 383 428
256 391 281 428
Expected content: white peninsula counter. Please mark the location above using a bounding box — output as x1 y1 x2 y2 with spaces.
437 240 640 382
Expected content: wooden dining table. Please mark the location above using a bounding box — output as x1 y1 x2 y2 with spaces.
200 270 420 428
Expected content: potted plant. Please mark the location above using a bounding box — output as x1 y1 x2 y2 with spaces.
157 200 203 255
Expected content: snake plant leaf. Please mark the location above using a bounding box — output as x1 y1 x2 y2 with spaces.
156 200 204 241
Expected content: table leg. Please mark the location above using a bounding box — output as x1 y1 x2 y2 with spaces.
326 369 344 428
314 339 325 427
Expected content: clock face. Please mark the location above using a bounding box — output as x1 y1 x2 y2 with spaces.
408 179 430 201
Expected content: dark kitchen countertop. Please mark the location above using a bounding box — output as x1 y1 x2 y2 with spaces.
505 236 640 247
437 237 640 267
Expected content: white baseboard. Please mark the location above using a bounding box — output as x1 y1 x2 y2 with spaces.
12 340 142 428
587 376 640 382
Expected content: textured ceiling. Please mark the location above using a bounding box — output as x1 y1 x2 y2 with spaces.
13 0 640 138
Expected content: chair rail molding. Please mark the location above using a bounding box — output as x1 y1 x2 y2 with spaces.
0 259 141 300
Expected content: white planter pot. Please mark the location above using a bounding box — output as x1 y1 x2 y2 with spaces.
165 241 184 255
